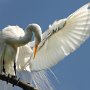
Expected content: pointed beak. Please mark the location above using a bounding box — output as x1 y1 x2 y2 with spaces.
34 44 38 59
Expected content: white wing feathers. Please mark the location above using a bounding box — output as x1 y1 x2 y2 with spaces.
16 45 33 70
30 3 90 71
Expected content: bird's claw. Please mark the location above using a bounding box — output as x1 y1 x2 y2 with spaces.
6 74 17 85
12 77 20 87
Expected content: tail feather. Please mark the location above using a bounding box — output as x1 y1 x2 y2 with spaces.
31 71 54 90
17 70 54 90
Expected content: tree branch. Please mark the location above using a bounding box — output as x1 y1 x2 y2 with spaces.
0 73 37 90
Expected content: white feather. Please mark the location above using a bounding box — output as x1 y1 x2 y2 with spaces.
30 3 90 71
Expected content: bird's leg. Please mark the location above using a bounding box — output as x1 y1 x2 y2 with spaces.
2 58 6 74
6 74 10 84
13 59 17 77
2 44 7 74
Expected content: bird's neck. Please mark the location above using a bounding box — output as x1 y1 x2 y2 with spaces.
17 30 32 46
4 24 42 48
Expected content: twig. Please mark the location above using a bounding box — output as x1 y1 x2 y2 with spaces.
0 73 37 90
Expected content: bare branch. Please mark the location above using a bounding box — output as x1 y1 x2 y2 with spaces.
0 73 37 90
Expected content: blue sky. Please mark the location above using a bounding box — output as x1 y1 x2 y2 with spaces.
0 0 90 90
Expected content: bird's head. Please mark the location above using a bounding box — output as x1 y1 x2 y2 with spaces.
27 23 42 58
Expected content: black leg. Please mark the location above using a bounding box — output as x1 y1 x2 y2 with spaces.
7 74 10 84
2 45 6 74
14 59 16 76
3 58 6 74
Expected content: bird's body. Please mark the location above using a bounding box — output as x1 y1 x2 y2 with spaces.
0 25 42 75
0 43 16 75
0 26 25 75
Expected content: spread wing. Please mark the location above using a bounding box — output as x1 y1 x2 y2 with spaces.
30 3 90 71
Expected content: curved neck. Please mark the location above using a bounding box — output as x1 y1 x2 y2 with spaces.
17 29 33 46
4 24 42 48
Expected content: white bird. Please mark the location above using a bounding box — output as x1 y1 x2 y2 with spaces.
0 2 90 90
0 24 42 75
